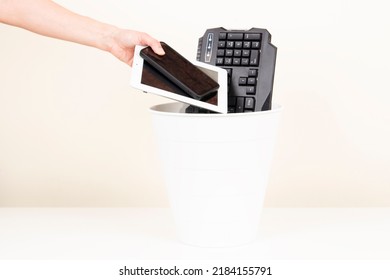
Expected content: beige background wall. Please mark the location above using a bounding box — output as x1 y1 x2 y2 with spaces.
1 0 389 207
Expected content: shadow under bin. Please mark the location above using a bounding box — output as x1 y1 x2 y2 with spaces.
150 102 283 247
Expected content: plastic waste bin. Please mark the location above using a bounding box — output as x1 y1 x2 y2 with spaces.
150 102 282 247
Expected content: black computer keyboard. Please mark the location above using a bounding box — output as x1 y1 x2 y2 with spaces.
192 27 277 113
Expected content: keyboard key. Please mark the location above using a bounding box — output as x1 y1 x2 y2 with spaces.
235 41 243 48
228 33 244 40
239 77 247 85
236 97 245 112
217 49 225 56
218 41 225 48
249 50 259 66
246 86 256 95
224 57 232 65
225 49 233 56
244 33 261 40
243 41 251 48
216 57 224 65
226 41 234 48
219 32 227 40
245 97 255 109
247 77 256 85
248 69 258 76
233 49 241 57
242 50 250 57
241 58 249 65
233 58 241 65
252 41 261 49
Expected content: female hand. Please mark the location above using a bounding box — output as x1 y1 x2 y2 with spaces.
107 28 165 66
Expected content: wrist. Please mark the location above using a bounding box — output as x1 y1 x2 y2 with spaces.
98 23 120 53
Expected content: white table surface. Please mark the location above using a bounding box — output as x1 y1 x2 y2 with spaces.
0 207 389 260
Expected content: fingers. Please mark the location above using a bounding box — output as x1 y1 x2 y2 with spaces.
109 29 165 67
139 32 165 56
150 42 165 56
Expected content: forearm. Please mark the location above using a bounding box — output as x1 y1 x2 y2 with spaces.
0 0 117 51
0 0 164 66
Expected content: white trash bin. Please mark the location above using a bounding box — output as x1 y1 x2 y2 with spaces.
150 102 282 247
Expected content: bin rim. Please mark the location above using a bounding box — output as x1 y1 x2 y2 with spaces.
149 102 283 118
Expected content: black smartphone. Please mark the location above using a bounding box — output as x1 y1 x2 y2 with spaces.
140 42 219 101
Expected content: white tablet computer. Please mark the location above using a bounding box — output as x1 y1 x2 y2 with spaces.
130 45 228 113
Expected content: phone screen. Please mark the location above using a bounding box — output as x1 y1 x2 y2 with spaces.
140 42 219 100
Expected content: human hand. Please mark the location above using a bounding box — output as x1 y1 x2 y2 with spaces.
0 0 164 67
107 28 165 66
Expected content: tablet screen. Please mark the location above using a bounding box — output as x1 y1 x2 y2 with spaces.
141 61 217 105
